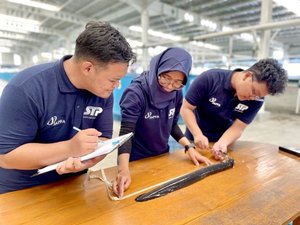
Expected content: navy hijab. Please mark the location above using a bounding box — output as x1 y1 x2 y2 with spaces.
142 47 192 109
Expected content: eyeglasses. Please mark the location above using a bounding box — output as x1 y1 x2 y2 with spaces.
158 73 184 90
251 74 260 100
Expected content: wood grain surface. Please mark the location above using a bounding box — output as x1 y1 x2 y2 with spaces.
0 141 299 225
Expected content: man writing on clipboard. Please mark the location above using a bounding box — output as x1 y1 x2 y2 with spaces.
0 21 135 194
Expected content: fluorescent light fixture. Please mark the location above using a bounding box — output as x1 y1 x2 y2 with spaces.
223 27 257 43
222 26 233 32
273 0 300 16
129 26 142 32
7 0 60 12
240 33 254 42
148 30 182 41
200 19 217 30
129 26 182 41
184 13 194 23
222 26 255 42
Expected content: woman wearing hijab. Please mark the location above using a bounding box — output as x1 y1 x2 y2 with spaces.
112 47 212 197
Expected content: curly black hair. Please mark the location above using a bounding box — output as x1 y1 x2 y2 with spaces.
74 21 136 65
247 58 288 95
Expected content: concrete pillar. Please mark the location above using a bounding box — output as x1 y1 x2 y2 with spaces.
0 53 14 66
258 0 273 113
141 8 149 70
258 0 272 59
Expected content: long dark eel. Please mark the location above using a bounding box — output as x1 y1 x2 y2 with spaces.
135 157 234 202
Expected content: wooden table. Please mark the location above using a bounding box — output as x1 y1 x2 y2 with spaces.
0 141 299 225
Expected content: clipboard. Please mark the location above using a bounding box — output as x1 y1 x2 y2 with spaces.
32 132 133 177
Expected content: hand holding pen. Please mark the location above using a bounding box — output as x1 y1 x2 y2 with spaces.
69 126 102 158
33 127 120 176
57 126 104 174
73 127 104 144
34 127 105 176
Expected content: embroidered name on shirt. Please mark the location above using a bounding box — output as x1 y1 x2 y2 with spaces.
145 112 160 119
209 97 221 107
234 103 248 113
47 116 66 126
168 108 175 119
83 106 103 119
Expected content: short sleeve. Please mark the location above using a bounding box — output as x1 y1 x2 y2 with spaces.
237 100 264 124
0 85 39 154
185 73 209 107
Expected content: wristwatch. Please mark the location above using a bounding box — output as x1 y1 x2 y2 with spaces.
184 143 195 153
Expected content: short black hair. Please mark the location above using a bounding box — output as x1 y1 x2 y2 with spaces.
247 58 288 95
74 21 136 65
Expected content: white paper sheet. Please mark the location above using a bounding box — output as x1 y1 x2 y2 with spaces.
32 132 133 176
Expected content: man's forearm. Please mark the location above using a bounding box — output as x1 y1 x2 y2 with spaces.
181 107 203 137
0 141 71 170
217 120 247 147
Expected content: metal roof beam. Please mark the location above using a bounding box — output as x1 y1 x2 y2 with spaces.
142 18 300 48
0 31 42 43
2 2 87 27
148 2 220 31
193 18 300 40
100 6 136 22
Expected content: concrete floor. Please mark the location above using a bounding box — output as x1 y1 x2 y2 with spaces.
240 111 300 147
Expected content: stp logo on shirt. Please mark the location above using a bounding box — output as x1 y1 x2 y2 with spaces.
234 103 248 113
83 106 103 117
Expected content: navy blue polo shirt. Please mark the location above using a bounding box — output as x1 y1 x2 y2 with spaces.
0 55 113 193
120 78 182 161
185 69 263 142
